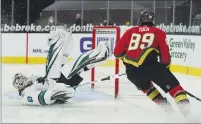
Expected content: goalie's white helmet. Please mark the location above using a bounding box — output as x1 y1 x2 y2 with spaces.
13 73 29 91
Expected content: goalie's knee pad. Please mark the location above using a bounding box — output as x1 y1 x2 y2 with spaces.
46 27 73 79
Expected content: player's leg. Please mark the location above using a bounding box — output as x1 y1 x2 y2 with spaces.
152 64 190 116
124 63 173 112
142 82 173 113
60 42 110 79
56 73 83 88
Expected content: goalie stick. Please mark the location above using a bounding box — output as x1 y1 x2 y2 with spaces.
73 73 126 89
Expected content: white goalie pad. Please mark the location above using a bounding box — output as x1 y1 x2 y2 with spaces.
60 43 110 79
46 27 73 79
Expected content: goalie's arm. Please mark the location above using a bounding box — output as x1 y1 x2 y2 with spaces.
21 87 57 105
21 83 74 105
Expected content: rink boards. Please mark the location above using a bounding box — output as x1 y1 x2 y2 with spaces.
1 33 201 77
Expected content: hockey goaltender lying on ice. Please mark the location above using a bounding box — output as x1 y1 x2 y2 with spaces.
11 27 112 105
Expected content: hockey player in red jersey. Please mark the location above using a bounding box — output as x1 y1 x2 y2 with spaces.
114 9 190 115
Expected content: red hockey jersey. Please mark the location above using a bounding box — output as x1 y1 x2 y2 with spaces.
114 26 171 67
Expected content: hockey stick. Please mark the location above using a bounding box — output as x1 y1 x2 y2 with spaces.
185 90 201 102
73 72 126 89
82 73 201 102
4 73 126 101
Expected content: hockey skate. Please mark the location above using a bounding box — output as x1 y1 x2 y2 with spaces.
159 98 174 113
177 100 192 119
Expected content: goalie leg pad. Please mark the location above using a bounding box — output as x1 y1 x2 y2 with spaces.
83 42 111 70
90 42 110 63
46 42 63 79
61 43 110 79
60 50 96 79
46 27 73 79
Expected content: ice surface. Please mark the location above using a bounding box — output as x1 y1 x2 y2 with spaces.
2 64 201 123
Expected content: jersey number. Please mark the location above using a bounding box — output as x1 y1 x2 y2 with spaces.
128 33 155 50
27 96 33 102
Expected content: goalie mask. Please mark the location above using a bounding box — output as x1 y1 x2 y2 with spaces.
13 73 29 91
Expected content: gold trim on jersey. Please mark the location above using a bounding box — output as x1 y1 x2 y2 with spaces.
117 56 125 60
122 48 159 67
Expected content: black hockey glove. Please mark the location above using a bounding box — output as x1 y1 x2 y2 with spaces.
37 77 46 84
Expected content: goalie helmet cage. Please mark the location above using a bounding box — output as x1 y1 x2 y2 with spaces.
91 26 120 98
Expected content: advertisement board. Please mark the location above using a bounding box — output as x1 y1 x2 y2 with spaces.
2 33 27 63
167 35 201 68
1 33 201 76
